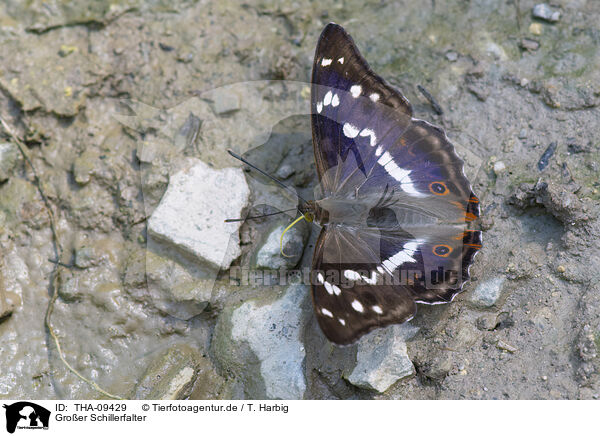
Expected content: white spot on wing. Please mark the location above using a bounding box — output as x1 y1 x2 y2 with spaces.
321 58 332 66
323 91 333 106
343 123 360 138
375 145 384 156
360 271 378 285
400 178 423 197
321 308 334 318
332 284 341 296
370 93 380 102
324 281 334 295
377 151 424 197
350 85 362 98
382 240 422 274
351 299 364 312
338 57 344 64
317 273 324 284
316 102 323 113
338 318 346 326
331 93 340 107
372 305 383 314
359 128 377 147
344 270 361 281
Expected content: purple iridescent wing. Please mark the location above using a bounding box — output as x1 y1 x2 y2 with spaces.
310 23 482 345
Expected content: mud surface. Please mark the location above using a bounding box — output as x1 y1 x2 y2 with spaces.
0 0 599 399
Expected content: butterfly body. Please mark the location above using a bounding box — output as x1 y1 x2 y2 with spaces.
305 23 481 345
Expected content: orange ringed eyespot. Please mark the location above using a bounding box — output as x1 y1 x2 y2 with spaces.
433 244 452 257
429 181 448 195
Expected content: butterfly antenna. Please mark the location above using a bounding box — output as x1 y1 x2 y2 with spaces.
227 149 308 205
224 207 297 223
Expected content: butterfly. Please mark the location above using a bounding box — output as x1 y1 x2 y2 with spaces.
302 23 482 345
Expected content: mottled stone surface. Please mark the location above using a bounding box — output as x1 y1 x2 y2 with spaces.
253 219 310 270
211 283 308 399
346 324 419 393
470 277 505 307
148 159 250 270
133 344 213 400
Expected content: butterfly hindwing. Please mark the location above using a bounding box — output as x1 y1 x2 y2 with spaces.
311 226 417 345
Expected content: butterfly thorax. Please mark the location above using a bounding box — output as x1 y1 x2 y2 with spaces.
299 200 329 225
301 199 374 226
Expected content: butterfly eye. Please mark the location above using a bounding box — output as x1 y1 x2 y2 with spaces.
429 181 449 195
432 244 452 257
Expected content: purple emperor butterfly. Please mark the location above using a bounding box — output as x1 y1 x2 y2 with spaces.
301 23 482 345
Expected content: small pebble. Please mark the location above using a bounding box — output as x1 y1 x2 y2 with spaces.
493 161 506 175
537 141 557 171
445 51 458 62
497 340 517 353
557 265 566 273
519 38 540 52
529 23 543 35
541 375 548 381
518 129 527 139
532 3 561 23
159 42 175 52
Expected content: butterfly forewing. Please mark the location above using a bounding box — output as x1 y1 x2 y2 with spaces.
310 23 482 345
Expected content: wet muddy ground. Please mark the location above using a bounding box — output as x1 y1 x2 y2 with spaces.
0 0 599 399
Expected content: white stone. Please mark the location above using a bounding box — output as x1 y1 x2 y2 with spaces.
148 159 250 270
470 277 505 307
346 324 419 393
231 284 307 399
493 161 506 175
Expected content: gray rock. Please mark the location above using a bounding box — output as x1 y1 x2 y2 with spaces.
519 38 540 52
470 277 505 307
253 220 309 270
445 51 458 62
211 283 308 399
145 249 212 320
532 4 561 22
148 159 250 270
132 344 208 400
346 324 419 393
0 142 19 182
275 164 295 179
518 128 528 139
